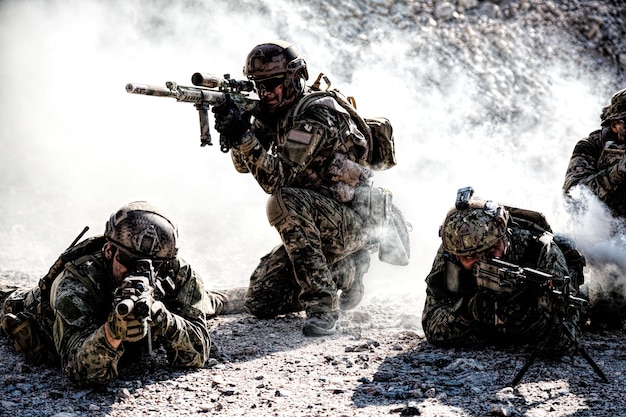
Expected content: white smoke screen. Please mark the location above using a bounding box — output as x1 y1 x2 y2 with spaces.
0 0 623 318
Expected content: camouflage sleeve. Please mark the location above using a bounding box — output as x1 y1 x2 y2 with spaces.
421 247 476 347
230 109 334 195
231 149 251 173
529 232 570 280
52 271 123 387
563 132 625 202
158 260 212 368
205 287 248 317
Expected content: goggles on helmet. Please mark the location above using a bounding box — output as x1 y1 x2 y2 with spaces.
111 243 167 271
254 75 285 93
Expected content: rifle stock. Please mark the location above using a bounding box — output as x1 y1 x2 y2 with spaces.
126 73 259 151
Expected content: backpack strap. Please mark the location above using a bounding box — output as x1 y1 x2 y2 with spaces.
291 89 372 164
37 235 107 324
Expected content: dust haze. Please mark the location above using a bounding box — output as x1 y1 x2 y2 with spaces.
0 0 623 318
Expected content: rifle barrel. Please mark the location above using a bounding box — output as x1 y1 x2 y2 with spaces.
126 83 176 97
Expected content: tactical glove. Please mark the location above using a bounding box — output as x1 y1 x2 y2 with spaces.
150 301 175 338
211 97 251 149
466 289 498 325
106 311 148 343
495 292 548 332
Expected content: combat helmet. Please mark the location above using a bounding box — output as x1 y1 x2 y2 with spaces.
243 40 308 82
439 189 510 257
600 88 626 126
104 201 179 260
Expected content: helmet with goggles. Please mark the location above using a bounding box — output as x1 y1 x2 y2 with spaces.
440 197 510 257
104 201 179 261
243 40 308 82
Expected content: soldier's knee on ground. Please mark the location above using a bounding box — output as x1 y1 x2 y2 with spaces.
245 244 303 318
244 293 302 319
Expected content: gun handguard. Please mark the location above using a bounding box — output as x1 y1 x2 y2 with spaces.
126 73 258 150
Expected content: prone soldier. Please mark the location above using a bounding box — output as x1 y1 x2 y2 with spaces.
1 201 244 387
422 188 584 360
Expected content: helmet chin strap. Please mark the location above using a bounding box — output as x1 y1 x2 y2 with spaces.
279 73 305 107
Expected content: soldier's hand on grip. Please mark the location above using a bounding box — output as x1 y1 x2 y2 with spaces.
106 311 148 343
212 96 250 147
466 289 498 324
495 291 547 331
150 300 175 338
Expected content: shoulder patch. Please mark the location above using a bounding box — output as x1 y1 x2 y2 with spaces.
287 129 312 145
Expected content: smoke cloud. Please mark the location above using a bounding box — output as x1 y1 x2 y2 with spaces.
0 0 622 317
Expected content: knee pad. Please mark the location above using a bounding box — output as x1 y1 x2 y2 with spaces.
266 191 290 227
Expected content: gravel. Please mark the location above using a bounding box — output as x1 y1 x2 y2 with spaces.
2 295 624 417
1 0 625 416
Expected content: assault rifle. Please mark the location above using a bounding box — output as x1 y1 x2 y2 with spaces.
113 259 175 354
473 258 609 386
126 73 258 152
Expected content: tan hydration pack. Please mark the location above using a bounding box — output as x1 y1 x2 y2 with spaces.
293 73 398 171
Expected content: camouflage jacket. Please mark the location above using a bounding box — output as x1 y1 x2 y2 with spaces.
563 128 626 218
422 225 571 349
52 247 212 387
230 90 371 203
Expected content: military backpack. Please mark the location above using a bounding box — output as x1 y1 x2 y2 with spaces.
292 73 397 171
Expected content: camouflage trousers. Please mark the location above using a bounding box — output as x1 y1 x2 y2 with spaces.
1 286 58 365
246 187 372 317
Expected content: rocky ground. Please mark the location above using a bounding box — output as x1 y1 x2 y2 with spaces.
1 295 624 417
2 0 626 416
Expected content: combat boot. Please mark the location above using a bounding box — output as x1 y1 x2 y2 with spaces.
302 311 339 337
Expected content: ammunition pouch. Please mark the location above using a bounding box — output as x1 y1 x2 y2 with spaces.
326 153 371 203
378 204 411 266
352 184 411 266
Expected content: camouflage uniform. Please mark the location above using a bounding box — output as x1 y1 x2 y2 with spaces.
1 237 224 387
563 88 626 219
563 127 626 218
422 223 580 354
232 92 379 317
562 88 626 330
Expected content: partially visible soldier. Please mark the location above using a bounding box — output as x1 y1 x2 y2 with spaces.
563 88 626 331
0 201 244 387
563 87 626 219
211 40 410 336
422 189 583 356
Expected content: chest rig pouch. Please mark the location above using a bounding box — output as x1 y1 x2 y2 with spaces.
598 140 626 170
